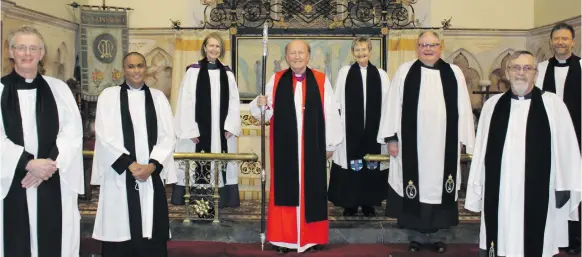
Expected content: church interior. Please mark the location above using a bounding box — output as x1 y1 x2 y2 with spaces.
1 0 581 256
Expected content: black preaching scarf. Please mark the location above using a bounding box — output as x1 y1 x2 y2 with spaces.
1 70 61 257
195 58 230 185
344 62 382 163
401 59 458 215
483 87 551 257
272 68 327 223
195 57 230 154
542 55 581 149
112 83 169 242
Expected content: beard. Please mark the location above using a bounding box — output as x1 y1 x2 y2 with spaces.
512 80 530 96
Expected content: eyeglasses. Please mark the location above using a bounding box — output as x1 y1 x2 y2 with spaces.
11 45 43 53
418 43 441 49
508 65 536 73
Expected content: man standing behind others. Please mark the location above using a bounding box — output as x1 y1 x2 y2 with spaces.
535 23 581 255
249 40 343 253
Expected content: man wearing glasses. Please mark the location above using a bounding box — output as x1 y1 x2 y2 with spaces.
377 30 475 253
0 25 84 257
466 50 580 257
535 22 581 255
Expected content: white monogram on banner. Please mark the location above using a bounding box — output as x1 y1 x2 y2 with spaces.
79 8 128 102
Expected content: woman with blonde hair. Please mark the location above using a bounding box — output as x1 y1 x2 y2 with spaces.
172 33 242 209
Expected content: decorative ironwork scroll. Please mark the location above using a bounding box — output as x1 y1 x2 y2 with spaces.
179 0 420 33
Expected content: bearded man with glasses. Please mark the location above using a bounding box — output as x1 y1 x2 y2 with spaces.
466 50 581 257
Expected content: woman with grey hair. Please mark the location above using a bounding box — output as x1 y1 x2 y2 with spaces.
328 36 391 217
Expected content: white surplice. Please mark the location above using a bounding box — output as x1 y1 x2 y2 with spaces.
249 71 343 252
535 58 582 98
91 86 176 242
376 60 475 203
0 77 84 257
174 67 241 187
332 64 391 170
465 92 581 257
534 57 582 248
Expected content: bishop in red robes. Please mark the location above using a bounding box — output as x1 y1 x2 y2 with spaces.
250 40 343 253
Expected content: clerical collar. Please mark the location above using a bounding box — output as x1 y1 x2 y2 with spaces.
208 62 218 70
6 69 40 90
554 54 577 67
122 82 145 91
129 85 144 91
419 61 440 70
510 89 536 100
294 72 305 82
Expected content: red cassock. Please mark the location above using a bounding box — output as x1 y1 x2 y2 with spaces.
266 69 328 252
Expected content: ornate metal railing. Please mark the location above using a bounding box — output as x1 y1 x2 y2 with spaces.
81 151 258 224
364 153 473 162
173 152 258 224
174 0 421 33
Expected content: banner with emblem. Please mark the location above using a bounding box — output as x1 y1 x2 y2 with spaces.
79 8 128 102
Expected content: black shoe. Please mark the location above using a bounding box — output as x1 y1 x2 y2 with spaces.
361 206 376 217
275 246 289 254
567 246 581 255
433 241 446 253
343 207 358 216
408 241 421 252
308 244 324 252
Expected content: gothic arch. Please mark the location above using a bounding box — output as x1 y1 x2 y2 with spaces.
448 49 483 110
54 42 69 81
144 47 173 100
535 47 547 63
489 50 514 93
446 48 483 78
145 47 172 65
489 49 514 74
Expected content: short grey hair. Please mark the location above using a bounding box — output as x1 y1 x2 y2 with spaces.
9 25 46 49
506 50 537 70
201 32 225 59
418 30 441 41
351 36 372 52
